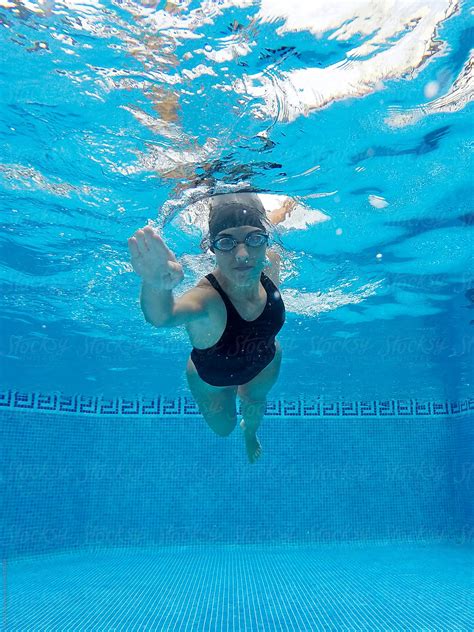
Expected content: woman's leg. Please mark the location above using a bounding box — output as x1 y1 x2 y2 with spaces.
186 356 238 437
237 340 283 462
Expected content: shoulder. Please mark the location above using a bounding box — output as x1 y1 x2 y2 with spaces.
192 277 218 304
195 275 215 294
194 276 223 312
264 249 281 287
184 277 225 345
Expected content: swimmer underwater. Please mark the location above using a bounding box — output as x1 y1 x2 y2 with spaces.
128 192 286 463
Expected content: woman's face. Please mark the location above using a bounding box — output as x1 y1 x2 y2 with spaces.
213 225 268 286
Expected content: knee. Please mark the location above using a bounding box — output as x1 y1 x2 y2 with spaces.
213 423 236 437
209 417 236 437
201 408 237 437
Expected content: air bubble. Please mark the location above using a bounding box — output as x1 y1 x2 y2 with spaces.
369 195 389 209
424 81 439 99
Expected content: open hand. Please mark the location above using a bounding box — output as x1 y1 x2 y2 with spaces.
128 225 184 290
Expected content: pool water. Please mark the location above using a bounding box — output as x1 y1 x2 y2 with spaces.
1 0 473 629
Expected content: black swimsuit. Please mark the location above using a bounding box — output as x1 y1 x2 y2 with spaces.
190 272 286 387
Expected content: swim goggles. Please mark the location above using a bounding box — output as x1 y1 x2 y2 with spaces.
211 232 269 252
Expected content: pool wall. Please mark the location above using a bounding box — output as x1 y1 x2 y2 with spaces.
2 390 472 559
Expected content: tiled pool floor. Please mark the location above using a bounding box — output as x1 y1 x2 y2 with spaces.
5 542 473 631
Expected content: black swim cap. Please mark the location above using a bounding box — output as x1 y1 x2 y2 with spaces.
208 193 267 243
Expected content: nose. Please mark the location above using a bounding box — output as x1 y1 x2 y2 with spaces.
234 242 250 261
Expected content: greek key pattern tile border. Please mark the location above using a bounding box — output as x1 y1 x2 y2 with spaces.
0 390 473 418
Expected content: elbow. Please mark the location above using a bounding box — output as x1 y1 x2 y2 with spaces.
143 314 167 328
141 305 169 328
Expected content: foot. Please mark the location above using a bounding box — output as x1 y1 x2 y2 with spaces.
240 419 262 463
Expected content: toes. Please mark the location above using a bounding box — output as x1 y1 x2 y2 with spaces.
242 427 262 463
252 444 262 461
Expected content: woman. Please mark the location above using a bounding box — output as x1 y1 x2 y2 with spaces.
128 193 286 463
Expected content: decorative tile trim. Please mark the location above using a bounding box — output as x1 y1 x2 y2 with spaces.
0 390 472 418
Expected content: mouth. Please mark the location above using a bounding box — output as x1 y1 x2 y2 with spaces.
234 265 253 271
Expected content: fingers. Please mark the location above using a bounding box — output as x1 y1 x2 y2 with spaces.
128 226 156 256
141 226 156 242
127 237 140 258
145 227 176 259
128 231 149 257
144 226 169 248
128 224 174 260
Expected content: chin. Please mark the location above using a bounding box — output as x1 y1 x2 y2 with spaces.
233 267 260 282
